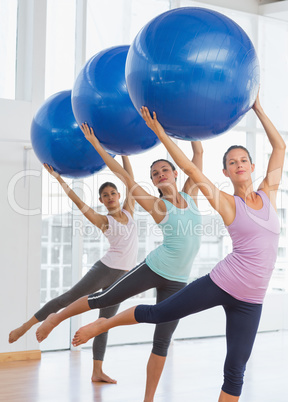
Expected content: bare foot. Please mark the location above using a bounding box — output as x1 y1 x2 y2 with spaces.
72 317 107 347
92 371 117 384
9 325 27 343
92 360 117 384
36 313 58 342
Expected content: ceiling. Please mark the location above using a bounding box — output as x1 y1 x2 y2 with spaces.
259 0 288 21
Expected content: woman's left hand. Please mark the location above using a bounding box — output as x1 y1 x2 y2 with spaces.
252 89 263 113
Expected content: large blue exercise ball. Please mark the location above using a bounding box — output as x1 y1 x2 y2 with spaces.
125 7 260 140
31 90 108 178
72 45 160 155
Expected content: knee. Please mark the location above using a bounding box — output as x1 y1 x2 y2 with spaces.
99 305 120 319
87 292 102 309
53 291 74 308
152 337 171 357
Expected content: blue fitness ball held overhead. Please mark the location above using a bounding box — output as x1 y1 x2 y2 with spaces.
30 90 108 178
72 45 160 155
125 7 260 140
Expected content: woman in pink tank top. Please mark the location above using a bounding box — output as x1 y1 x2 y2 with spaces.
70 91 286 402
9 156 137 384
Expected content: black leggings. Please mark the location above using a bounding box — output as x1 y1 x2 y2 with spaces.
35 260 125 360
88 261 186 356
135 274 262 397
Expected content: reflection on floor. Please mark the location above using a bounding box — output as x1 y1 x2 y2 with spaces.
1 330 288 402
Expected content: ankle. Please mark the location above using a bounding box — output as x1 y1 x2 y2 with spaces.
93 360 103 373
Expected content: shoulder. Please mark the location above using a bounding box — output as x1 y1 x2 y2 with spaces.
180 191 197 206
122 208 135 221
218 192 237 226
104 214 112 225
257 189 277 211
180 191 191 200
257 189 270 201
219 191 236 209
99 215 110 233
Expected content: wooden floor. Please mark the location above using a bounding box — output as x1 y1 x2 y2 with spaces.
1 330 288 402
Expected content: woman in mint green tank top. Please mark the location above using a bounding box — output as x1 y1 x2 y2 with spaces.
35 123 203 402
69 92 285 402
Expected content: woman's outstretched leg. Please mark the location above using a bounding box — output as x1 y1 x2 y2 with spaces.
37 263 158 343
72 275 222 346
9 316 39 343
36 296 90 342
9 261 121 343
72 306 138 346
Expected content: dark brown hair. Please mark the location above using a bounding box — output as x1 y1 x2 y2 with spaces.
150 159 177 197
222 145 253 170
99 182 118 197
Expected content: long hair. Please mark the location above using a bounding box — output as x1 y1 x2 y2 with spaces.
150 159 177 197
222 145 253 170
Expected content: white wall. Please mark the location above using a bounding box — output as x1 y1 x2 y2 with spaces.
0 0 46 355
0 100 43 354
180 0 260 14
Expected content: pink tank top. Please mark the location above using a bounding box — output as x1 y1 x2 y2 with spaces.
210 190 280 303
101 209 138 271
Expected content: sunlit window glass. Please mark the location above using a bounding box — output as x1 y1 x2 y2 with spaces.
45 0 76 97
0 0 17 99
86 0 169 59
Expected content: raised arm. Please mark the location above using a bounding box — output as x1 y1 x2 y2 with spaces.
43 164 108 231
121 155 135 216
140 107 234 224
253 93 286 205
81 123 166 223
182 141 203 203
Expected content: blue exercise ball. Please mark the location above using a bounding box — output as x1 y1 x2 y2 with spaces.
31 90 108 178
72 45 160 155
125 7 260 140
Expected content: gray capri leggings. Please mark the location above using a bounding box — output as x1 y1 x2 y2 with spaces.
87 261 186 357
34 260 126 360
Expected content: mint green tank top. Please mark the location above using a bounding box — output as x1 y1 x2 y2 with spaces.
146 192 202 282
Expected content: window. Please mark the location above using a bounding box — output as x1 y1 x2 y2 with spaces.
0 0 17 99
37 1 288 353
278 209 287 222
278 247 286 259
45 0 76 97
41 247 48 264
86 0 170 59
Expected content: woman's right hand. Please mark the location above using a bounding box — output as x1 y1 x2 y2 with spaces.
81 123 101 148
43 164 60 179
140 107 166 139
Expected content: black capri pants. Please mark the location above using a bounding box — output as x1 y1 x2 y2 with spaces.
88 261 186 357
135 274 262 397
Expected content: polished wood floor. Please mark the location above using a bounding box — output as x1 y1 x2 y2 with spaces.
1 330 288 402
